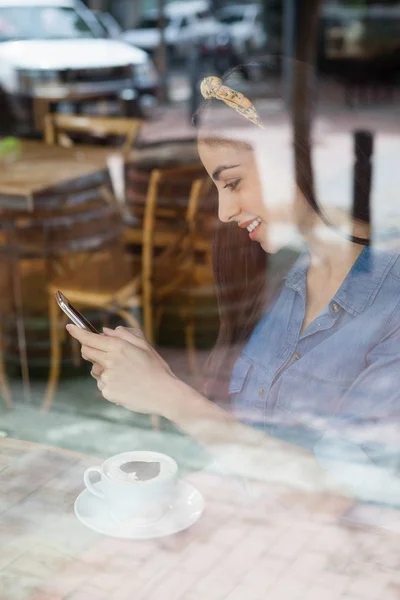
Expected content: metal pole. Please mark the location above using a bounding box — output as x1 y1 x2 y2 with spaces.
352 130 373 242
156 0 169 104
283 0 296 110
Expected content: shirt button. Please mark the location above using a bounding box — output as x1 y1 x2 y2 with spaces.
294 352 301 360
259 388 265 398
332 302 340 313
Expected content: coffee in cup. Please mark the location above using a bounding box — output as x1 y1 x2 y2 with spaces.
84 451 178 524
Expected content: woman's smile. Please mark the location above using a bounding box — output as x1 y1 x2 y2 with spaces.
239 217 263 240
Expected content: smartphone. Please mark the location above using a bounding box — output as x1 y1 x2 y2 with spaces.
55 291 99 334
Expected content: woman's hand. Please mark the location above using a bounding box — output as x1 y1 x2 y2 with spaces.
66 325 178 416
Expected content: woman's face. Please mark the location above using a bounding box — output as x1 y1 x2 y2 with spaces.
198 139 295 254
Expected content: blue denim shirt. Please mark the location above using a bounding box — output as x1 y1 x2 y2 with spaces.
230 247 400 504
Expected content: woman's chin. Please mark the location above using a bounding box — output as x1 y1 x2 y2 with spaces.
260 224 299 254
260 240 281 254
258 233 285 254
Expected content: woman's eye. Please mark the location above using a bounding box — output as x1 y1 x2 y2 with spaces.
223 179 241 192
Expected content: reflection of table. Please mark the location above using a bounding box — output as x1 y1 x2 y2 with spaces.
1 437 399 600
0 141 117 212
0 141 125 400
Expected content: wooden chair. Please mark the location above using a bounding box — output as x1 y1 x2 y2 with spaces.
0 198 122 405
43 168 211 411
124 163 214 273
44 114 143 154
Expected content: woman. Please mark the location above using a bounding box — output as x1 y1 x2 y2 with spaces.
68 70 400 504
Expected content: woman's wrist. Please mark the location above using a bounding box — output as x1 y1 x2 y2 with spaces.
161 375 216 424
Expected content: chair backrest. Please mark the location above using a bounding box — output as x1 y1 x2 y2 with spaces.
0 197 123 311
126 162 208 211
44 114 143 154
140 165 211 331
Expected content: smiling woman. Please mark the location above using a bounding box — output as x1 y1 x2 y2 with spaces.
67 60 400 510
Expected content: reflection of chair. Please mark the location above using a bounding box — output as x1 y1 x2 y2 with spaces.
0 200 121 406
43 168 211 411
44 114 143 154
125 163 214 278
125 165 214 358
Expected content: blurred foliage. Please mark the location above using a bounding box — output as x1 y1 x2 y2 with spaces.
0 137 21 160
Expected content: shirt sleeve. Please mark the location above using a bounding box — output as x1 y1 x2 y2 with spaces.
314 308 400 507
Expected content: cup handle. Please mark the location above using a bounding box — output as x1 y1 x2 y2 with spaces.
84 467 105 498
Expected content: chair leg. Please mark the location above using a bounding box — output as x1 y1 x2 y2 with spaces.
70 336 82 368
0 323 12 408
116 309 141 330
182 294 198 376
154 306 164 339
147 304 160 431
42 295 62 411
143 297 154 344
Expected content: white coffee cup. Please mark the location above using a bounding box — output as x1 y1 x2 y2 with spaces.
84 451 178 524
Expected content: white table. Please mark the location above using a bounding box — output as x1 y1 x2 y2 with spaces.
0 438 399 600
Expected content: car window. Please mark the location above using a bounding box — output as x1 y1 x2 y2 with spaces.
101 14 122 36
138 16 170 29
0 6 98 41
217 11 244 25
197 10 212 20
94 14 108 37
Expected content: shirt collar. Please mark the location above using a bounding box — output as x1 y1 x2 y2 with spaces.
284 251 310 290
284 247 398 317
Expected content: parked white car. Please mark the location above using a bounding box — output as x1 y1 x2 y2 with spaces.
122 0 224 58
0 0 159 135
216 4 267 55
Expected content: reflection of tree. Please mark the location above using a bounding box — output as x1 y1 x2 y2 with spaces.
292 0 323 210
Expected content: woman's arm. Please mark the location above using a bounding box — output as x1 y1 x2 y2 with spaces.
162 375 343 494
66 324 360 498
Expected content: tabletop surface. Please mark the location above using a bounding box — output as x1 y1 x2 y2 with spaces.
0 437 399 600
0 141 119 199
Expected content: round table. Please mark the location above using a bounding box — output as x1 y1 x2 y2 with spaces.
0 438 399 600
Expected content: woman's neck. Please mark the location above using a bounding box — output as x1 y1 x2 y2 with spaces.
305 229 364 281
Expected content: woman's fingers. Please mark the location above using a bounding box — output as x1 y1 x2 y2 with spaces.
66 325 113 351
81 345 108 366
103 326 148 350
91 363 103 380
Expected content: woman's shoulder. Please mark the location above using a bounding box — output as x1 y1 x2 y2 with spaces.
372 249 400 331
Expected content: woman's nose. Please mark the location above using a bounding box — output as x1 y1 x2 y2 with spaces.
218 197 241 224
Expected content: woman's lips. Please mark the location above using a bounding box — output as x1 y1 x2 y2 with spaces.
249 221 262 240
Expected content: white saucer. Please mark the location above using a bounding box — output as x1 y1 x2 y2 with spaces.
74 480 204 539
